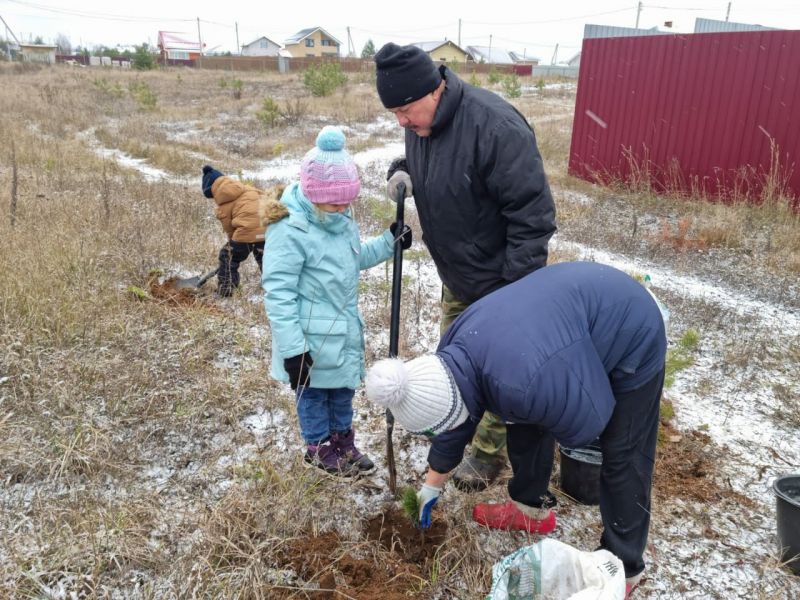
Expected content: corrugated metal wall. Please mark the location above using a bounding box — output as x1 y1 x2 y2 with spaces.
568 30 800 203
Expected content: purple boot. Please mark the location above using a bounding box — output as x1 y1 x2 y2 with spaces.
332 429 375 472
304 440 357 477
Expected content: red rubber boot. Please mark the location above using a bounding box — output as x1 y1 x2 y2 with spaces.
472 500 556 533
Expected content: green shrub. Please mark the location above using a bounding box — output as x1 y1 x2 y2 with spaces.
468 72 482 87
535 77 546 91
256 96 281 128
231 78 243 100
487 69 502 85
303 62 347 97
502 74 521 98
94 77 124 98
281 98 308 125
128 80 157 111
132 44 155 70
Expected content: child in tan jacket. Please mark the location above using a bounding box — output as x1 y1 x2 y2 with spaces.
201 165 281 297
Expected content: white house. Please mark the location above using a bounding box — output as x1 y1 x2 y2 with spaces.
19 43 57 64
241 36 281 57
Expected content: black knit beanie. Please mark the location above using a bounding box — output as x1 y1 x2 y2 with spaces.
374 43 443 109
202 164 224 199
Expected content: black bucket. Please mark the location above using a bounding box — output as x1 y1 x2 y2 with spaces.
559 443 602 505
774 474 800 575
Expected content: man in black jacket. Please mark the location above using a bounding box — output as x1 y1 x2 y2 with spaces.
374 43 557 491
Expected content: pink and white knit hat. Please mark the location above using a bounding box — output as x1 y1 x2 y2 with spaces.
300 126 361 205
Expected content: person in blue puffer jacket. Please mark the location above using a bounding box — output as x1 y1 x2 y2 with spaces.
366 261 667 592
262 126 411 478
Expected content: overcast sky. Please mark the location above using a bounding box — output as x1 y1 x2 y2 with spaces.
3 0 799 61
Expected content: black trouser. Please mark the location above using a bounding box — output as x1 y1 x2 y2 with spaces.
217 240 264 296
506 366 665 579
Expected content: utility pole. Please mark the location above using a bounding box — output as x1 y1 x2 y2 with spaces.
489 34 492 63
458 19 461 48
196 17 203 56
635 1 643 28
725 2 732 21
551 43 559 65
235 22 240 54
347 26 355 57
0 14 21 59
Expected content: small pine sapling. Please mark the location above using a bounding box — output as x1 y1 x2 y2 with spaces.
400 486 426 542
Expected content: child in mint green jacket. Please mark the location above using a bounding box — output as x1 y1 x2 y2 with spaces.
261 126 411 477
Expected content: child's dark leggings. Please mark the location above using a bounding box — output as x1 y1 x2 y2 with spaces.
217 240 264 296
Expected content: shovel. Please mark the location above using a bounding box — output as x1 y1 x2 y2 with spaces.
174 268 218 290
386 181 407 496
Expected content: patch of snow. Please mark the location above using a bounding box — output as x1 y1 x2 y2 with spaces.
212 351 241 370
561 190 594 205
557 240 800 338
353 142 405 170
243 407 288 435
242 157 300 183
95 147 173 182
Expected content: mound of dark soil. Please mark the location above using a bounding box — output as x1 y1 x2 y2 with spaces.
148 277 223 312
364 505 448 563
270 506 448 599
654 424 755 507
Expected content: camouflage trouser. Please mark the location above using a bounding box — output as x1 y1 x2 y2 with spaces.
441 286 508 462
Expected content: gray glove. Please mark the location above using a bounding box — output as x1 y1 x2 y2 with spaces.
387 170 413 202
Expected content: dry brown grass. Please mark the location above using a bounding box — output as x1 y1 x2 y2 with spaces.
0 63 493 598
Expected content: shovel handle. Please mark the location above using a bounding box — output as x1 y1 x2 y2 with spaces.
389 183 405 358
386 181 406 496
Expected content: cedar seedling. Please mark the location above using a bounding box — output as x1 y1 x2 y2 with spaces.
401 486 420 524
400 486 426 543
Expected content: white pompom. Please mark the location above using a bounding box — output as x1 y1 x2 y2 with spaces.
365 358 408 409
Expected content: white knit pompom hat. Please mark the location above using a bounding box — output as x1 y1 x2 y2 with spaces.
365 355 468 436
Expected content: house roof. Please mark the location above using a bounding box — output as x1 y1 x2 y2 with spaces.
466 46 516 65
19 43 57 50
509 51 541 63
284 27 341 46
412 40 467 55
243 36 280 48
158 31 202 52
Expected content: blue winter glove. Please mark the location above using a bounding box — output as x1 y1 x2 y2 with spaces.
417 483 442 529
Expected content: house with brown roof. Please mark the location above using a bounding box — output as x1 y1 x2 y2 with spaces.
283 27 340 58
